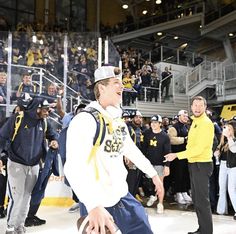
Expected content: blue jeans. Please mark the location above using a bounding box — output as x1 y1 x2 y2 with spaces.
217 160 236 215
217 160 228 214
79 193 153 234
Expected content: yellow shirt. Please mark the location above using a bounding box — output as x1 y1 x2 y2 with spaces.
177 113 214 163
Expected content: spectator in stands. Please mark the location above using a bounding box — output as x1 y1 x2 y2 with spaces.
122 70 134 106
0 40 6 64
133 70 142 100
161 66 172 100
41 82 61 130
140 68 151 101
15 71 37 99
142 60 153 74
26 44 43 67
42 83 57 107
150 66 160 102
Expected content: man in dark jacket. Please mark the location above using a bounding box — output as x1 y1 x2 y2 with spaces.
0 96 58 234
168 110 192 204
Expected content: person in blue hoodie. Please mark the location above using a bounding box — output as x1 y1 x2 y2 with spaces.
0 96 58 234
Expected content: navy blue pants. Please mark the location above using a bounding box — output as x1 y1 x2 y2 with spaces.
79 193 153 234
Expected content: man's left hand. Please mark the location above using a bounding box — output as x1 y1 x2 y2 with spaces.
49 140 59 149
164 153 177 162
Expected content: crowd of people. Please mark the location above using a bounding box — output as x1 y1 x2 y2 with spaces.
0 65 235 234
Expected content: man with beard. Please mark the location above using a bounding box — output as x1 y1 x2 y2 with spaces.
0 96 58 234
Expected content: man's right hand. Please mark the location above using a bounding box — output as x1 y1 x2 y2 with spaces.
0 160 3 173
152 175 164 198
87 206 117 234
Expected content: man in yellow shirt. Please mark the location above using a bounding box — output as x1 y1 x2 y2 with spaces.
165 96 214 234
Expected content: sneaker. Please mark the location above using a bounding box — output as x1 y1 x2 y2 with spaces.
15 226 26 234
146 195 157 207
25 216 46 227
5 227 16 234
233 214 236 220
175 193 187 204
68 203 80 213
157 203 164 214
182 192 192 203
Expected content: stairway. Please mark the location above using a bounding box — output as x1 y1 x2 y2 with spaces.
129 94 190 118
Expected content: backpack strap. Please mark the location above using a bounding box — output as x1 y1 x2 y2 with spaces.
43 118 47 134
12 112 47 142
82 107 106 180
11 111 24 142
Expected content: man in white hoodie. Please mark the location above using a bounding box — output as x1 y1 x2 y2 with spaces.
64 66 163 234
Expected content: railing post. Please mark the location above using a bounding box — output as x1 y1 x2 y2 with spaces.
39 68 43 94
104 38 109 64
144 87 147 102
63 34 68 112
98 37 102 68
161 46 163 62
186 71 189 94
6 32 12 117
159 82 162 103
177 49 179 65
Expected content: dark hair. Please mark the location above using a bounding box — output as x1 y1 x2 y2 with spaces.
226 120 236 136
191 96 207 106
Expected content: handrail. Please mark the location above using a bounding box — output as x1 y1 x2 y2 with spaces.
10 64 78 97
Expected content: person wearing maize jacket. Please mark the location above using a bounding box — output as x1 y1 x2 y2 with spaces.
0 96 58 234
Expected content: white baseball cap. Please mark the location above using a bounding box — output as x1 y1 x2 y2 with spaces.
94 66 122 83
178 110 188 116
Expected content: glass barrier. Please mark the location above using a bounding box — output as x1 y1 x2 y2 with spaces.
1 31 100 124
224 63 236 81
108 38 120 67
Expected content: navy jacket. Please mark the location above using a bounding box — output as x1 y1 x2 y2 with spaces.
0 98 58 166
30 148 60 205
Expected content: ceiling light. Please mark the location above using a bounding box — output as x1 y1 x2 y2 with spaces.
157 32 162 36
32 35 37 43
142 10 148 15
180 43 188 49
122 4 128 9
229 33 234 37
156 0 161 4
174 36 178 40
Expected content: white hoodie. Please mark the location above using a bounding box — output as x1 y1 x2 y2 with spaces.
64 101 157 212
